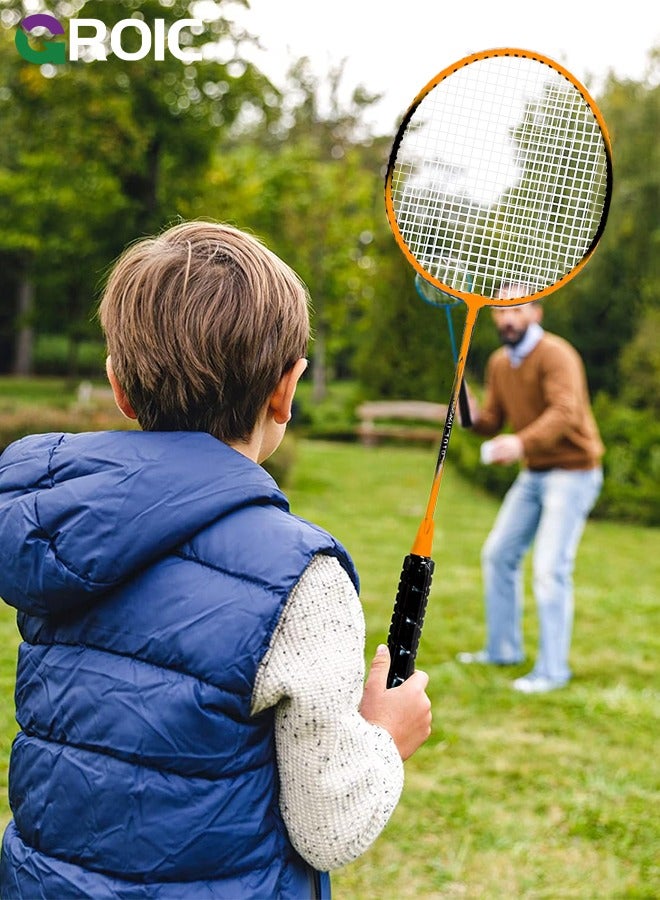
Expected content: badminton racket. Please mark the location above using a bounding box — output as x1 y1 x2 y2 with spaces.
385 48 612 687
414 271 472 427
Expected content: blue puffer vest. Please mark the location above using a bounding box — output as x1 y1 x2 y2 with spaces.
0 431 358 898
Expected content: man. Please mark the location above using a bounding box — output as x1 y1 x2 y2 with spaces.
458 282 604 693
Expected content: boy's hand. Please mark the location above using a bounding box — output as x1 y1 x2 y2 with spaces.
359 644 432 760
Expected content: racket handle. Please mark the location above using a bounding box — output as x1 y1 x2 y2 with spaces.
458 377 472 428
387 553 435 688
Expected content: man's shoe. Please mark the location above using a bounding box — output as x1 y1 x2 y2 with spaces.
512 674 566 694
456 651 523 666
456 650 490 664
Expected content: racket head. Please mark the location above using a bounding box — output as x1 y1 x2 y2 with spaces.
414 271 466 309
385 48 613 309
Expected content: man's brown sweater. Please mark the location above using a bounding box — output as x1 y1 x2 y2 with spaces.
473 332 604 471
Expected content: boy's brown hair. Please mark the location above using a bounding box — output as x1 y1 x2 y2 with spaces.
98 221 309 443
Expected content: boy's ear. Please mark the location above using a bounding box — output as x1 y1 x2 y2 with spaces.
269 358 308 425
106 357 138 420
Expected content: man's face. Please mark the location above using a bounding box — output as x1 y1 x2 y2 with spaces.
491 304 540 347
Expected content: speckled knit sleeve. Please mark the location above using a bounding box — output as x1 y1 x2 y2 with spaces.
251 554 404 871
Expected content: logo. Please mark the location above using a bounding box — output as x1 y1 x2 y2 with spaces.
16 13 203 64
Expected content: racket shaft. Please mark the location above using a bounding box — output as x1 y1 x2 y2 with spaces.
387 554 435 688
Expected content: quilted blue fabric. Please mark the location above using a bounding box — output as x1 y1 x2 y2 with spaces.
0 431 357 898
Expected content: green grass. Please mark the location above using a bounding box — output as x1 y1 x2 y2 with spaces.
0 376 74 409
0 439 658 897
288 441 659 898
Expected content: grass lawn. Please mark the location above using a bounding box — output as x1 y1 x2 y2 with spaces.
288 441 659 898
0 437 658 897
0 377 75 408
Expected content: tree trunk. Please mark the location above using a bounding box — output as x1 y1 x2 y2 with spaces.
312 321 327 402
13 276 35 376
67 335 80 378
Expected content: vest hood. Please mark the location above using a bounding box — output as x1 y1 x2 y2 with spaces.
0 430 288 618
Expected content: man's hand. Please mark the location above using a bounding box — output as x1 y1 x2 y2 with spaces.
489 434 524 464
359 645 432 760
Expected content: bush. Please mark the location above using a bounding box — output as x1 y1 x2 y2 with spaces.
591 394 660 525
0 406 136 455
33 335 106 378
618 307 660 415
261 433 298 488
293 380 361 439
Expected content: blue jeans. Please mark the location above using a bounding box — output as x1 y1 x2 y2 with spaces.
481 467 603 683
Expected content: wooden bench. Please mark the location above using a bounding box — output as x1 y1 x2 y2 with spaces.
356 400 447 446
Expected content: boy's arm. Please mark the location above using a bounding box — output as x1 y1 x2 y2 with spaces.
251 554 404 871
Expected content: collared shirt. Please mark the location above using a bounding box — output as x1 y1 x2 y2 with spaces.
505 322 544 368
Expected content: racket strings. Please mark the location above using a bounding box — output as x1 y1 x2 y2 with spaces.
503 83 607 255
390 54 610 298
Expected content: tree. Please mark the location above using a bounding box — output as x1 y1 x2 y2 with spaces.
618 307 660 413
199 58 388 400
0 0 276 373
542 64 659 397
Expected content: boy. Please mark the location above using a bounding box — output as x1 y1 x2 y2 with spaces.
0 221 431 898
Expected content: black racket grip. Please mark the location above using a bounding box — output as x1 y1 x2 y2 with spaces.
387 553 435 688
458 377 472 428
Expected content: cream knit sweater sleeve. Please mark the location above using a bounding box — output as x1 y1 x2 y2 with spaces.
251 554 404 871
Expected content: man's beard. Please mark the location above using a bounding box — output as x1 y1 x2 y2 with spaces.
497 324 528 347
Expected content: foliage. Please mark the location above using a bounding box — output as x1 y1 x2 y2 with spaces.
193 57 396 400
293 378 362 438
0 11 656 497
590 394 660 525
295 378 660 527
261 432 297 488
295 370 660 526
539 72 660 397
355 272 469 402
32 333 105 376
618 306 660 414
0 0 277 373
